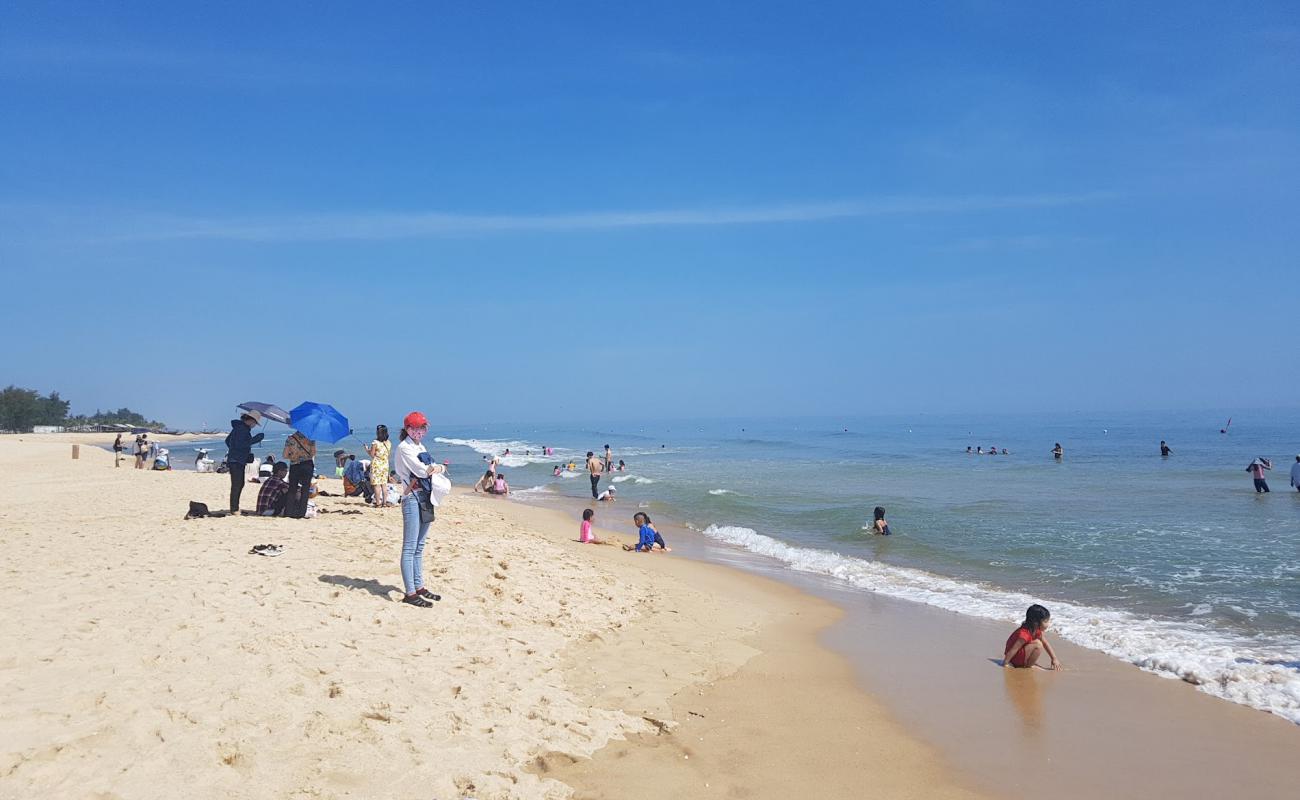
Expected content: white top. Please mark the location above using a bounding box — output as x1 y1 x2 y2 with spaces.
393 438 429 488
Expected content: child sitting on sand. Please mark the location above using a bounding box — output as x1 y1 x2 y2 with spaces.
487 472 510 496
1003 604 1063 670
579 508 614 545
623 512 670 552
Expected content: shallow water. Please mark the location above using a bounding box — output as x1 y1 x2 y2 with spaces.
157 409 1300 721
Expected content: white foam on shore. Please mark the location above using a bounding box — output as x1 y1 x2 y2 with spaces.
508 485 551 500
698 523 1300 724
612 475 655 484
434 437 568 468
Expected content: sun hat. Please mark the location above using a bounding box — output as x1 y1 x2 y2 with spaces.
403 411 428 429
242 409 263 424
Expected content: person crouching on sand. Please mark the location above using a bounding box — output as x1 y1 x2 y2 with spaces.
579 508 614 545
474 468 495 492
487 472 510 495
623 512 670 552
1003 604 1062 670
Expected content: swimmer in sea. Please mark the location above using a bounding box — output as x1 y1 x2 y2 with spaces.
868 506 891 536
1160 440 1171 457
1052 443 1063 460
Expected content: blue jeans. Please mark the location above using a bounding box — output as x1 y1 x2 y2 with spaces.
400 493 431 594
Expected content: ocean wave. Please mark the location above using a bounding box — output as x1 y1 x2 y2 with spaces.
434 437 569 468
708 488 736 495
698 523 1300 724
611 475 655 484
507 485 551 500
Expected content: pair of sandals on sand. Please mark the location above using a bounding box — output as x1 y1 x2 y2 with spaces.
248 543 284 557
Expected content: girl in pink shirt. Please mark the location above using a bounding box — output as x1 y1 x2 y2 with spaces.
579 508 612 545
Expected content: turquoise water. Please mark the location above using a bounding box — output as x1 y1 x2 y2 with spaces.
163 409 1300 720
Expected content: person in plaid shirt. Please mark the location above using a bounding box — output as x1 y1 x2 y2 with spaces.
256 462 291 516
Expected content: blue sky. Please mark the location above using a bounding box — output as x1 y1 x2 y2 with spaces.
2 1 1297 428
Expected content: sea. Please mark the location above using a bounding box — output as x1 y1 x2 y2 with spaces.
157 408 1300 723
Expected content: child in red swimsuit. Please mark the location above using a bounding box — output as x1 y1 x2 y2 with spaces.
1003 604 1063 670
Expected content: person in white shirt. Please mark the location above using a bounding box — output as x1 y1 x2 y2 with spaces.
393 411 447 608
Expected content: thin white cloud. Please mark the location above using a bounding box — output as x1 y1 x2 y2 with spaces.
113 193 1112 242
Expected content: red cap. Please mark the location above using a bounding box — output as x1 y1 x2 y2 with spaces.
403 411 428 429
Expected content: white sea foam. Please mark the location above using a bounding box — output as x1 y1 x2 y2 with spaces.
708 488 736 495
698 523 1300 724
433 437 569 468
508 485 551 500
611 475 655 484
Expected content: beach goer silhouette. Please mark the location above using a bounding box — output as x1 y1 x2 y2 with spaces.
1291 456 1300 492
225 411 264 513
1052 443 1063 460
1160 440 1172 457
1003 604 1062 670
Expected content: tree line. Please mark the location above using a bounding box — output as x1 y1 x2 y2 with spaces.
0 385 166 433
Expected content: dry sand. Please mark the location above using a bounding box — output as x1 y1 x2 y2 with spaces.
0 434 982 799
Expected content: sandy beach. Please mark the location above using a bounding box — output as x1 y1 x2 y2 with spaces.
0 434 985 799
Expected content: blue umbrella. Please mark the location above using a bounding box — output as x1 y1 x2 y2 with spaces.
290 401 350 443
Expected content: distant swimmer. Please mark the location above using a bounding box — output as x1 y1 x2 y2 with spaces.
988 446 999 455
617 459 626 471
868 506 891 536
1001 448 1009 455
1291 456 1300 492
553 465 562 477
966 446 973 454
1160 440 1172 457
976 447 984 454
1052 443 1063 460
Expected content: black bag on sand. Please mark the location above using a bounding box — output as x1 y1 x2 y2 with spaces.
184 501 229 520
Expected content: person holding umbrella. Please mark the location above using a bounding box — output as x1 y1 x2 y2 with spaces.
393 411 446 608
283 428 317 518
225 410 265 513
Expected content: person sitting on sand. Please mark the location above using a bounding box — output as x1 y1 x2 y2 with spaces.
258 454 276 479
474 469 495 493
256 462 291 516
869 506 891 535
579 508 614 545
1003 604 1062 670
342 455 375 503
597 486 617 502
487 472 510 496
623 512 670 552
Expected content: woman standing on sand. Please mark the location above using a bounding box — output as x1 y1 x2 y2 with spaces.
367 424 392 508
393 411 447 608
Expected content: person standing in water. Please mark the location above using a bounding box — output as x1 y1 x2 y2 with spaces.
1052 443 1063 460
1247 458 1272 493
586 450 604 499
869 506 891 535
1290 455 1300 492
603 444 613 472
1160 440 1172 457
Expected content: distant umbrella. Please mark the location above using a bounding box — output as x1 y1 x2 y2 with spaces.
290 402 350 443
237 401 290 425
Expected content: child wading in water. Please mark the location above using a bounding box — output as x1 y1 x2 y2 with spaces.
579 508 614 545
1003 604 1063 670
623 511 670 552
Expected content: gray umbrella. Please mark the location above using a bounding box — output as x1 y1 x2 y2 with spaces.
237 401 291 425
